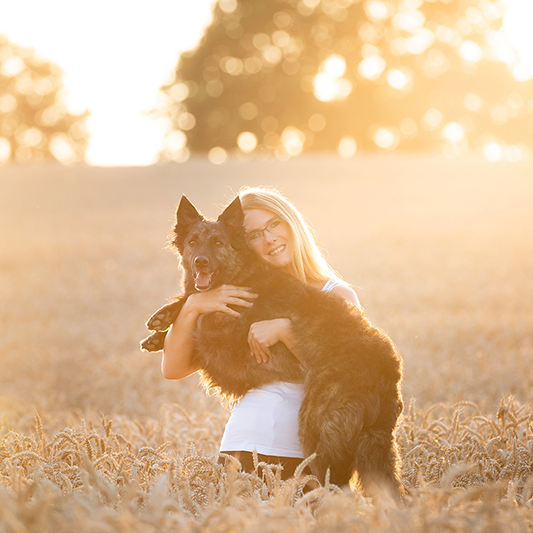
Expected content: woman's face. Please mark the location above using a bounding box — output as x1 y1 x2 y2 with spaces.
243 208 294 272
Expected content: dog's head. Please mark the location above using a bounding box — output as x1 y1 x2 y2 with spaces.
170 196 251 292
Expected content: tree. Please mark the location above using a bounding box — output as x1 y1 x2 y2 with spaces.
158 0 533 161
0 34 89 165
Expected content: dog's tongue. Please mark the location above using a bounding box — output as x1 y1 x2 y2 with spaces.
195 271 212 289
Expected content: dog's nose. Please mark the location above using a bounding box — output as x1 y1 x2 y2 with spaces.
194 256 210 268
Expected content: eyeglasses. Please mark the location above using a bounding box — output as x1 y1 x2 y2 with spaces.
245 218 285 247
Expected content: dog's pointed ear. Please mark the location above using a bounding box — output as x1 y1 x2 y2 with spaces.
176 196 204 228
172 196 205 252
218 196 244 234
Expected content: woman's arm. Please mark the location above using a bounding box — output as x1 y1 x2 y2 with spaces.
247 284 361 364
161 299 202 379
162 285 258 379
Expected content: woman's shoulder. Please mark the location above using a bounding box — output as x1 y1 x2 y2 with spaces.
322 279 361 309
331 284 360 306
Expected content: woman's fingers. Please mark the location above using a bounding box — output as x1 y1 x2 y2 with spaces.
247 327 272 364
190 285 257 316
220 305 241 318
247 331 259 363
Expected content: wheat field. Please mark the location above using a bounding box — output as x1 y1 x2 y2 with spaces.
1 156 533 531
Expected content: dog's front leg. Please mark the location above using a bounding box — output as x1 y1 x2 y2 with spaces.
140 330 168 352
146 299 186 331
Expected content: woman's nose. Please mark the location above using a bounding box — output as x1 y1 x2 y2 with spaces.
263 229 277 244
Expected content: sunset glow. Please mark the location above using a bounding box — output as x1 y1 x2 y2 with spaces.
0 0 216 166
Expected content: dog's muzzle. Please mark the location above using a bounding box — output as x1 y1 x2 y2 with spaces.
194 270 218 291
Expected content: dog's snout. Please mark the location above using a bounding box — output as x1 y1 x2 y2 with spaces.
194 256 210 268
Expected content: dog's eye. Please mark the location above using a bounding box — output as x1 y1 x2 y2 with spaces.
214 241 223 247
188 240 196 246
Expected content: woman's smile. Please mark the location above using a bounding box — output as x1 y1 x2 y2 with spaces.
269 245 286 256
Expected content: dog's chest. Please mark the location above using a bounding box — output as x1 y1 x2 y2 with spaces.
196 312 247 342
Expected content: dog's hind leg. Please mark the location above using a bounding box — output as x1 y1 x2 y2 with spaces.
350 430 403 501
299 394 364 488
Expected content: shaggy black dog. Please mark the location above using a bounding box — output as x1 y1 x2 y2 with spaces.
141 196 404 498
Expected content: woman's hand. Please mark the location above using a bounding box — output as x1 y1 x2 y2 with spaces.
185 285 257 318
248 318 292 363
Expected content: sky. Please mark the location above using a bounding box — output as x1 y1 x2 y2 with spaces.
0 0 216 166
0 0 532 166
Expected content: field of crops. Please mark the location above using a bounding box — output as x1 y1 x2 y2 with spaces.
1 155 533 531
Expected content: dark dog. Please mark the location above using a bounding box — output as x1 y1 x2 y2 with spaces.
141 196 404 498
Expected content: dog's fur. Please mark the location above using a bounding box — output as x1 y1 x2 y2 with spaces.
141 196 404 498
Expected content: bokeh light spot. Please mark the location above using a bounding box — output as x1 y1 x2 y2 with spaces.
483 141 503 161
324 55 347 77
358 55 386 80
386 69 411 90
459 41 484 62
253 33 271 51
239 102 258 120
166 130 187 151
442 122 465 143
314 55 352 102
399 117 418 138
177 113 196 131
392 9 425 32
1 56 24 77
464 93 483 112
404 29 434 55
365 1 394 22
206 80 224 97
23 127 44 147
422 108 443 130
273 11 293 29
219 0 238 14
281 127 305 156
237 131 257 153
338 136 357 159
373 127 399 149
49 133 76 164
308 113 326 132
0 94 17 113
208 147 228 164
170 83 189 102
220 56 244 76
0 137 11 164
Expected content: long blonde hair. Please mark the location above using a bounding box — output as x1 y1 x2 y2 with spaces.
239 186 342 284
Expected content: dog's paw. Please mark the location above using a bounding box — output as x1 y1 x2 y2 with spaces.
146 305 179 331
140 331 167 352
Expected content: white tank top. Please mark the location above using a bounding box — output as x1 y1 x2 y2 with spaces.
219 279 358 457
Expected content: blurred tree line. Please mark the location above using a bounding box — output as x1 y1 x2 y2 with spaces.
0 34 88 165
158 0 533 161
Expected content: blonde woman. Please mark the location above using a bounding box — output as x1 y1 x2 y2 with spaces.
162 187 361 478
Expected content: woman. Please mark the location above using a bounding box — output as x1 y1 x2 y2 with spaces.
162 186 361 478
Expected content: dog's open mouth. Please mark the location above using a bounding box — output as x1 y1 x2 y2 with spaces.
194 270 218 291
